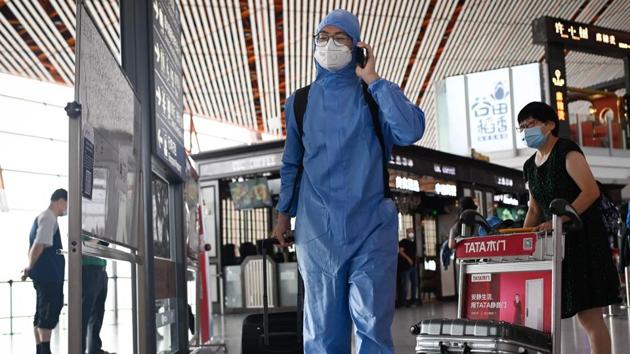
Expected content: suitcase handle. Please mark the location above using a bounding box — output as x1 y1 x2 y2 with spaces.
439 342 471 354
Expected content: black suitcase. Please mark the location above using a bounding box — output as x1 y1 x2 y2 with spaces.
241 238 304 354
410 318 551 354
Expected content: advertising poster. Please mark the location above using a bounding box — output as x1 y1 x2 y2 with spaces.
465 271 552 333
466 68 513 152
229 178 272 210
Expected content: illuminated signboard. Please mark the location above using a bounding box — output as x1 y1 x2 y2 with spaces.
390 155 414 167
437 63 542 155
466 68 513 152
395 176 420 192
433 164 457 176
533 16 630 140
494 194 519 206
435 183 457 197
495 176 514 187
533 17 630 58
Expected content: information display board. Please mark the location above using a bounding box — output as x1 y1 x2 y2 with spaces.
77 7 141 249
152 0 185 177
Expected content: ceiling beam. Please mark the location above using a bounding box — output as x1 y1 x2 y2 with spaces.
584 77 625 92
274 0 286 135
38 0 75 53
239 0 264 133
0 0 64 82
399 0 436 92
416 0 465 105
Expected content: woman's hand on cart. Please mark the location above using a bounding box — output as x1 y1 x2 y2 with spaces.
535 221 553 232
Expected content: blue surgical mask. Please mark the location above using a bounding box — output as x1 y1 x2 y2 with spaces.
522 126 548 149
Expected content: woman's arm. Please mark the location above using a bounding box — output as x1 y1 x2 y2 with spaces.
565 151 600 214
448 223 458 250
523 191 542 228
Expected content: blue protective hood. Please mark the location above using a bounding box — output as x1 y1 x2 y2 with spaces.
314 9 361 77
316 9 361 45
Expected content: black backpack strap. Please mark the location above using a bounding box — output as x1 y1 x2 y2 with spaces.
293 85 311 137
362 82 392 198
286 85 310 211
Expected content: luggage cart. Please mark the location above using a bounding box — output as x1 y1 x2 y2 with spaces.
410 199 582 353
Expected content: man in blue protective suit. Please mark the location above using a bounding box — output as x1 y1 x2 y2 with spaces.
272 9 425 353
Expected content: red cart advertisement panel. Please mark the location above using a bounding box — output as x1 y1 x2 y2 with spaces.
464 270 552 333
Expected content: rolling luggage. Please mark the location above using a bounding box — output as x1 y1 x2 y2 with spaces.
410 318 551 354
241 238 304 354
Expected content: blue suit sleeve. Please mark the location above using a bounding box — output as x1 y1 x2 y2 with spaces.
277 95 304 217
626 202 630 229
367 78 425 146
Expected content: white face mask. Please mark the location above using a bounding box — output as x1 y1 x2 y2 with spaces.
314 39 352 72
408 233 414 239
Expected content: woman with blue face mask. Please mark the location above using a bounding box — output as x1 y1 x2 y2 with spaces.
519 102 620 354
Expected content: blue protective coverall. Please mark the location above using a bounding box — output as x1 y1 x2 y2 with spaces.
277 9 425 353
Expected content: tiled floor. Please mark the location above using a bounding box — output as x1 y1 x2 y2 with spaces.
209 301 630 354
3 302 630 353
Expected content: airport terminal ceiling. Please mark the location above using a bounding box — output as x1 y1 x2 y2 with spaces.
0 0 628 150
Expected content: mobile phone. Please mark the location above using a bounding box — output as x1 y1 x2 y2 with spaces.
355 47 368 68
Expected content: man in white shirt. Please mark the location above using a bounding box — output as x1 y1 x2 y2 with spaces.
22 188 67 354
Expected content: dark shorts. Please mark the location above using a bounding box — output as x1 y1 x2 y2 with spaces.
33 281 64 329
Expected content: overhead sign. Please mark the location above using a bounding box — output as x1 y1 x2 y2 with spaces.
153 0 185 177
198 153 284 179
533 16 630 58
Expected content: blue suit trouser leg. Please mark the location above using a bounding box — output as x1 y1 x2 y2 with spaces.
348 218 398 354
300 266 352 354
297 231 353 354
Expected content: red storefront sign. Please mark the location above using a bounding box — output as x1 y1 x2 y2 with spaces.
456 233 538 259
464 270 552 333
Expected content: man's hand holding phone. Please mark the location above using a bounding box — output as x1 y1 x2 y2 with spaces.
355 42 380 85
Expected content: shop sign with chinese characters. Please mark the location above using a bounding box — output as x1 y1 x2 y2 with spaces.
550 68 567 121
533 16 630 58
